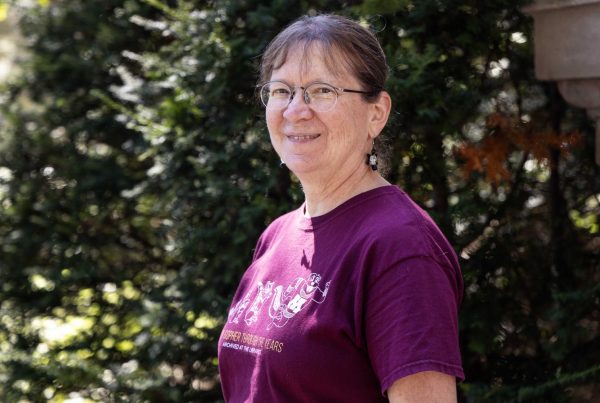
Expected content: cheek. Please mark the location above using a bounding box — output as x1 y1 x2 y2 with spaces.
265 110 281 135
265 112 282 153
332 109 368 143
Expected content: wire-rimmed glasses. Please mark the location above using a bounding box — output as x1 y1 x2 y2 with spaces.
259 81 375 113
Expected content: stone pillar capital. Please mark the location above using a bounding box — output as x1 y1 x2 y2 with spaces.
558 79 600 165
525 0 600 165
557 79 600 110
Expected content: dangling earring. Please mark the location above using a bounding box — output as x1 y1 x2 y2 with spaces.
280 160 286 168
366 141 378 171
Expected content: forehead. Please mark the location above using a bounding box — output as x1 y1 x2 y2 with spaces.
270 42 354 83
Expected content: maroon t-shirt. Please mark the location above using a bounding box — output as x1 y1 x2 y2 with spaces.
218 186 464 402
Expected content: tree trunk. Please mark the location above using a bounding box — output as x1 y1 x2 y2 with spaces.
547 84 571 290
424 128 453 242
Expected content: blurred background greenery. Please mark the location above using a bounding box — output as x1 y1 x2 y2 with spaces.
0 0 598 401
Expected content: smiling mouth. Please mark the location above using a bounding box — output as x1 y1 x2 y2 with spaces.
287 134 321 141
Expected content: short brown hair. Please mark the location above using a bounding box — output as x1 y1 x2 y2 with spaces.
259 14 388 103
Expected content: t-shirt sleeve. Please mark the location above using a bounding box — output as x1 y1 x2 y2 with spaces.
364 255 464 395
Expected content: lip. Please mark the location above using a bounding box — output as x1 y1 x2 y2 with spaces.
285 133 321 143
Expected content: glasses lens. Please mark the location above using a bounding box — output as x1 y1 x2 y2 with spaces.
306 83 337 112
261 82 291 110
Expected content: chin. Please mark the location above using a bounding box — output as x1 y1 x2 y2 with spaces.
284 159 320 176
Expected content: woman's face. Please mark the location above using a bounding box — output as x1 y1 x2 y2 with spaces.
266 45 378 183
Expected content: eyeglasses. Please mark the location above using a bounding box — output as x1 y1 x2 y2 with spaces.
259 81 376 113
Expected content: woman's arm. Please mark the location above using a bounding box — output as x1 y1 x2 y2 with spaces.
388 371 457 403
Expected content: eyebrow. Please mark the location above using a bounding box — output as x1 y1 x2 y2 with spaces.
266 79 338 88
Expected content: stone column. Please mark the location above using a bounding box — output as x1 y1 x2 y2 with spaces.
524 0 600 165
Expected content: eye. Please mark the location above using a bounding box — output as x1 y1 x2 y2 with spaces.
270 86 291 97
308 84 336 99
312 86 333 94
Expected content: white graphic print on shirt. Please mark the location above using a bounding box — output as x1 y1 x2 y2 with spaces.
227 272 331 330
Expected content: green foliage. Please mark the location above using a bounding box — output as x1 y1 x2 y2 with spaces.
0 0 598 402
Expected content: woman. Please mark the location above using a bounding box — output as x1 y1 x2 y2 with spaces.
218 14 464 402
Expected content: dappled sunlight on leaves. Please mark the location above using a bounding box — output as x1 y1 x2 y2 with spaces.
1 0 598 402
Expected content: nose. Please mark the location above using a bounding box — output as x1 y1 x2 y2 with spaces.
282 89 313 122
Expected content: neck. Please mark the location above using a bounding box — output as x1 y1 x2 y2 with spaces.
300 165 390 217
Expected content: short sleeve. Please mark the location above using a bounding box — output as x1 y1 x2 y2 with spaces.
364 255 464 395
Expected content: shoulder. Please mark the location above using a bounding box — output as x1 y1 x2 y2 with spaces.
357 187 453 260
349 186 431 229
347 188 461 296
252 207 299 260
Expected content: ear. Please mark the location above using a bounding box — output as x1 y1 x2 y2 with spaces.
367 91 392 139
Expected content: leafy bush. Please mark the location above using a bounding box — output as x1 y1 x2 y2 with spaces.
0 0 598 401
